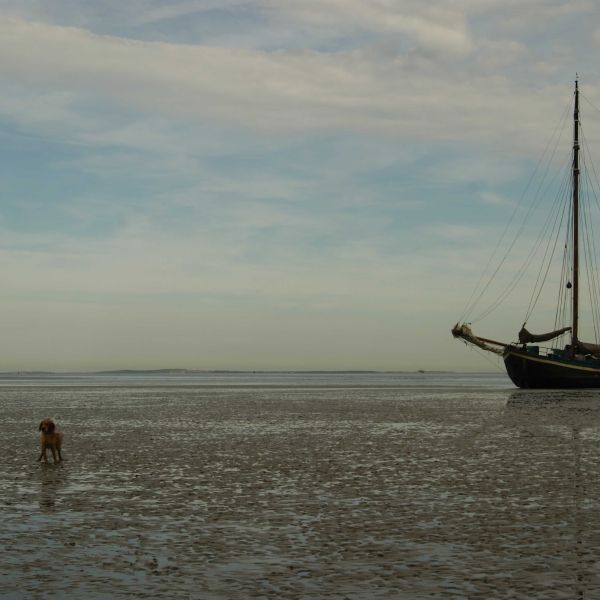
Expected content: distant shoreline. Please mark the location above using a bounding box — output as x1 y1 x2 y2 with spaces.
0 369 482 376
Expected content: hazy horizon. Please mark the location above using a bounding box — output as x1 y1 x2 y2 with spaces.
0 2 597 372
0 367 489 374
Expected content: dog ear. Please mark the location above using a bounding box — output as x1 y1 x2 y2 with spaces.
39 421 44 431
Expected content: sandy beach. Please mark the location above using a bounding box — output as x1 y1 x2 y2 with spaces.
2 374 600 598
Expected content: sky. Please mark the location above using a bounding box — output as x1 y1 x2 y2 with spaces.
1 0 600 371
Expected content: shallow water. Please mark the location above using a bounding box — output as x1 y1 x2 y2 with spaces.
2 372 600 599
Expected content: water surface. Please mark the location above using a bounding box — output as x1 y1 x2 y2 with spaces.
2 372 598 598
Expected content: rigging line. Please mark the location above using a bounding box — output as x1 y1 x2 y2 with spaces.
472 163 572 323
584 192 600 348
461 97 572 322
583 154 600 268
580 189 595 340
581 92 600 117
581 126 600 214
458 96 573 323
580 131 600 342
585 231 600 345
518 106 574 306
469 133 571 322
512 165 572 321
582 169 597 307
562 209 573 330
566 202 574 329
582 191 600 345
554 240 570 331
463 343 505 372
524 178 570 321
581 164 600 344
473 185 567 323
523 166 571 320
526 162 572 311
478 94 582 326
581 91 600 339
525 185 569 318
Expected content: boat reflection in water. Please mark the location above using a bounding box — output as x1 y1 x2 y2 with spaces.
505 390 600 598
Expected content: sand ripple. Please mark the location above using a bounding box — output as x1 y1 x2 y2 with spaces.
1 385 600 598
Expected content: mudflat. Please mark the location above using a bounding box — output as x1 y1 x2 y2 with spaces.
2 377 600 598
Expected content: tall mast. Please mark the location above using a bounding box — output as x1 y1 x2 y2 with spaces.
572 78 580 351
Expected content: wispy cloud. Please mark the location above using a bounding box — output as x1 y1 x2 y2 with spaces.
270 0 474 56
0 2 596 369
480 191 514 207
0 14 592 151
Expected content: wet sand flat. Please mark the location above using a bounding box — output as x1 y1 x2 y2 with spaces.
2 377 600 598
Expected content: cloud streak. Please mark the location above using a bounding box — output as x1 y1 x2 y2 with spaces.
0 3 597 370
0 14 592 153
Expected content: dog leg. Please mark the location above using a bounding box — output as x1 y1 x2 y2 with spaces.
38 445 47 463
50 446 58 463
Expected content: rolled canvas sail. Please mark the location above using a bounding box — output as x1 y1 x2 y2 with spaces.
518 326 571 344
451 323 504 355
578 341 600 356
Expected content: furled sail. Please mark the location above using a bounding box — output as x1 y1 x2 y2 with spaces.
451 323 504 355
578 341 600 356
518 326 571 344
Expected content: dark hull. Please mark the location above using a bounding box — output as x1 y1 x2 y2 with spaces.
504 348 600 388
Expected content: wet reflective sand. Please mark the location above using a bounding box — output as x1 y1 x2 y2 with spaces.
2 376 600 598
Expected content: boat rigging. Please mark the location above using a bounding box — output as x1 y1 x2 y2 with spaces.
452 79 600 388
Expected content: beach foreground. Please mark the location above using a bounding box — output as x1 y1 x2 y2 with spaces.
2 373 600 599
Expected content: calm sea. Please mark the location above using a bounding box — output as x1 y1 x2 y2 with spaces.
3 371 600 599
0 370 510 387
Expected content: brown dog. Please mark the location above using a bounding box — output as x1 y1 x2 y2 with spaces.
38 418 63 463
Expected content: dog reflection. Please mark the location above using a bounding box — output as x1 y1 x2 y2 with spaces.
39 467 65 511
38 418 64 464
38 469 64 512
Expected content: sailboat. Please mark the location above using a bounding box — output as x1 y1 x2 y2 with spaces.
452 79 600 388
